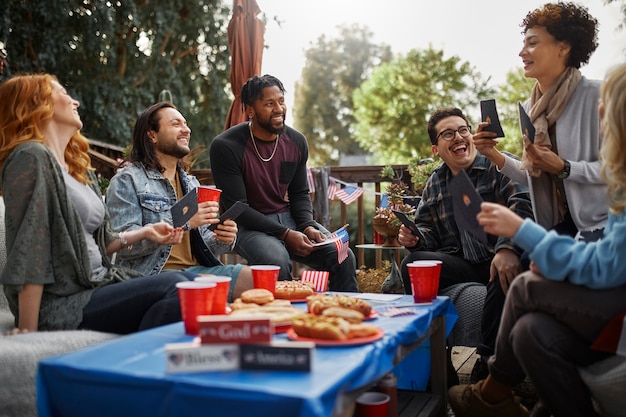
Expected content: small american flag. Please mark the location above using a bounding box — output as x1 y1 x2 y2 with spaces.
300 270 330 292
329 225 350 264
335 185 364 205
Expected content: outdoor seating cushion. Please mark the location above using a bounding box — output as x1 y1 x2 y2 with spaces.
0 196 118 417
440 282 485 348
579 354 626 417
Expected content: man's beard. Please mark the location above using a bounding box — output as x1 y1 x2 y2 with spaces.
255 115 286 135
157 141 189 159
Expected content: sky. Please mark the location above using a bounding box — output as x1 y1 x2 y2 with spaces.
256 0 626 122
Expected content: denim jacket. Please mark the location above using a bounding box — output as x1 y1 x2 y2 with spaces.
105 162 232 275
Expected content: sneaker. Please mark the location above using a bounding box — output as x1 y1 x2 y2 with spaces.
448 380 529 417
469 357 489 384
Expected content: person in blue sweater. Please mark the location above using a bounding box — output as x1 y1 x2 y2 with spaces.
448 61 626 417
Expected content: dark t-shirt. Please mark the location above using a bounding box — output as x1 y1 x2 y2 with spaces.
242 131 301 215
210 123 316 236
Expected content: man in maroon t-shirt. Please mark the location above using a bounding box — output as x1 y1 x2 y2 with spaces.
210 75 358 292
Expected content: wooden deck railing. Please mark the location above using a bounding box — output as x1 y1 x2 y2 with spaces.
89 139 412 268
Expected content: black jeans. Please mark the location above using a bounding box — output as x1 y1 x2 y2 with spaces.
80 270 195 334
401 251 502 356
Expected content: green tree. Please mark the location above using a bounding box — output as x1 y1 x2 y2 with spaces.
353 47 494 164
293 24 392 166
494 68 536 157
0 0 232 167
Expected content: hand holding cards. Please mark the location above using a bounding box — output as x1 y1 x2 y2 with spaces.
171 188 198 228
448 170 488 245
480 99 505 138
518 102 536 143
208 201 248 231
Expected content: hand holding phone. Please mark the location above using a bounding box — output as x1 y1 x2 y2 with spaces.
392 210 419 235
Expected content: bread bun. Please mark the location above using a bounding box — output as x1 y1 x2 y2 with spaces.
275 280 315 300
291 314 350 340
229 306 304 324
321 306 364 324
229 298 260 310
306 294 372 317
348 323 380 338
240 288 274 305
264 299 293 307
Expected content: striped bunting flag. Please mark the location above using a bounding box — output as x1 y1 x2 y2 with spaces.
334 185 364 205
327 178 338 200
307 168 315 193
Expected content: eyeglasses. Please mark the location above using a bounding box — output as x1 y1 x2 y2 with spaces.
436 125 472 141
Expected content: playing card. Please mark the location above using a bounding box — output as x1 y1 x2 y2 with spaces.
480 99 505 137
171 187 198 228
208 201 249 231
448 170 488 245
518 102 536 143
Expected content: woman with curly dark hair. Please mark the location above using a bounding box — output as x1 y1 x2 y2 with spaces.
447 62 626 417
475 2 606 241
468 2 608 405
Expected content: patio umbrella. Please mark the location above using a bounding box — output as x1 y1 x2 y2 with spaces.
223 0 265 130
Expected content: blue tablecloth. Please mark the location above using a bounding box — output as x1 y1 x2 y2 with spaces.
37 295 457 417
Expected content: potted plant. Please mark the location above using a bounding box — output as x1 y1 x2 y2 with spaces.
407 156 438 195
372 167 416 247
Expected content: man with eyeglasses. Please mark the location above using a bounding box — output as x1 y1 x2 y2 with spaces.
397 107 533 385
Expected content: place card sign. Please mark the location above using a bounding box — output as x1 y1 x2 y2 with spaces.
198 316 273 344
240 341 314 372
165 342 239 373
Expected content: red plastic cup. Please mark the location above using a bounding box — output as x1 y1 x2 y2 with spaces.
250 265 281 295
194 275 232 314
176 281 216 335
407 261 440 303
411 259 442 286
373 230 384 245
197 186 222 203
355 392 390 417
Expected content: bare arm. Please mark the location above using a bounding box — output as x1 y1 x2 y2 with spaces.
105 222 183 255
7 284 44 334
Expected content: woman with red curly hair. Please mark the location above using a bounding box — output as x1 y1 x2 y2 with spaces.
0 74 194 334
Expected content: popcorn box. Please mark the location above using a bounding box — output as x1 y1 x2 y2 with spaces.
198 315 273 344
165 342 239 373
240 341 314 372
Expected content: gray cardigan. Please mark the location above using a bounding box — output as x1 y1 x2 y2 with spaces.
500 76 607 232
0 142 135 330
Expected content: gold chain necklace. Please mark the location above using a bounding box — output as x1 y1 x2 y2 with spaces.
249 121 278 162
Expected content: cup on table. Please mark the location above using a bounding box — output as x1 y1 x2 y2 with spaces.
250 265 281 295
407 260 441 303
354 392 390 417
197 186 222 203
176 281 216 335
194 274 232 314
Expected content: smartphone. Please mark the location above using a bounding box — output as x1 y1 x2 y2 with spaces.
208 201 249 231
391 210 419 236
